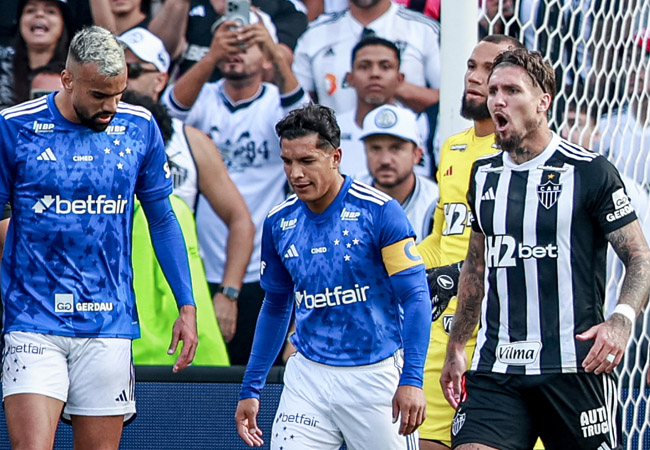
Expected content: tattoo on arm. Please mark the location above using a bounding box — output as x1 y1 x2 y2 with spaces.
449 231 485 345
606 220 650 317
272 61 286 92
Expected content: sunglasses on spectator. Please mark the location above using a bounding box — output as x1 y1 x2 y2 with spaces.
127 62 159 79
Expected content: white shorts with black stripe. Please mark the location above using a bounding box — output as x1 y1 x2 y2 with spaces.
2 331 136 422
271 351 418 450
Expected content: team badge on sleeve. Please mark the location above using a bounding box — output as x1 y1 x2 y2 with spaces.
381 238 423 276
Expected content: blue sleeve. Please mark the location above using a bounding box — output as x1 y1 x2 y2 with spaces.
140 197 195 307
390 266 431 388
259 215 294 294
239 291 293 400
379 199 418 247
0 115 16 204
135 116 174 202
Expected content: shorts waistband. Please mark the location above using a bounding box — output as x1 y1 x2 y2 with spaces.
294 350 403 371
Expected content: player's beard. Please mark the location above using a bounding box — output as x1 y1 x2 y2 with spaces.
73 104 113 132
460 94 491 121
496 117 539 156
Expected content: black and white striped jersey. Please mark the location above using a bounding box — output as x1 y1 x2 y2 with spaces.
467 133 637 375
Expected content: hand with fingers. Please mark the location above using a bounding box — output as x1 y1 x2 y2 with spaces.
209 19 249 61
169 304 198 373
235 398 264 447
440 345 467 409
576 312 632 375
237 14 277 59
392 385 426 436
213 293 238 342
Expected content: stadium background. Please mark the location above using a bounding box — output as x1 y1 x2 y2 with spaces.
2 0 650 448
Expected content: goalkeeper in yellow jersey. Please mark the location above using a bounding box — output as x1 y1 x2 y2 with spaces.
417 34 524 450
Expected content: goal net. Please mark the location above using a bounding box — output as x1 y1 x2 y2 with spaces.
478 1 650 448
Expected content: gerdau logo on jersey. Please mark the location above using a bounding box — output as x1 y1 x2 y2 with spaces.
486 235 558 268
32 194 128 214
294 284 370 309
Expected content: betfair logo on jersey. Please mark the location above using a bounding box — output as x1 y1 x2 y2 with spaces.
106 125 127 135
33 121 54 133
486 235 558 268
340 208 361 221
280 217 297 231
32 194 128 214
294 284 370 309
580 406 610 438
496 341 542 365
607 188 634 222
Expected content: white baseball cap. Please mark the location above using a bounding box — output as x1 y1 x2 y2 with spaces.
359 104 420 145
119 28 170 73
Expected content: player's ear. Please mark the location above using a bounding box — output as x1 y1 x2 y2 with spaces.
61 69 73 91
538 93 551 114
331 147 342 169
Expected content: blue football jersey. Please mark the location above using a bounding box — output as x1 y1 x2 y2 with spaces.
260 176 425 366
0 94 173 338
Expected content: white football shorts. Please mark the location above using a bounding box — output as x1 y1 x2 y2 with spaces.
271 351 419 450
2 331 136 422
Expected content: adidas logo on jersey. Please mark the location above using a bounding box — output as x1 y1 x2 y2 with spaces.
450 144 467 151
340 208 361 221
37 148 56 161
481 187 495 201
284 244 299 259
33 121 54 133
444 166 453 176
294 284 370 309
115 389 129 402
32 194 128 215
280 217 297 231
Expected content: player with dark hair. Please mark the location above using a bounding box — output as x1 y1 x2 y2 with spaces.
417 33 524 450
441 46 650 450
0 26 197 449
235 103 431 449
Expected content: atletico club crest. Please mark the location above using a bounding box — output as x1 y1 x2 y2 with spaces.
537 179 562 209
452 412 466 436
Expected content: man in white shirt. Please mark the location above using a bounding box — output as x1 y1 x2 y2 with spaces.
359 104 438 242
292 0 440 116
339 36 431 178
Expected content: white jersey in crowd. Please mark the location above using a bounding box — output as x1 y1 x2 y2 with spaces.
292 3 440 116
338 109 433 178
358 174 438 243
599 104 650 188
162 81 311 283
166 118 199 211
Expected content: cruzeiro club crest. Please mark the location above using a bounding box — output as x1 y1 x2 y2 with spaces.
537 176 562 209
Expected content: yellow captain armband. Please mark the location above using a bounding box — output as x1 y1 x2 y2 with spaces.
381 237 423 276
